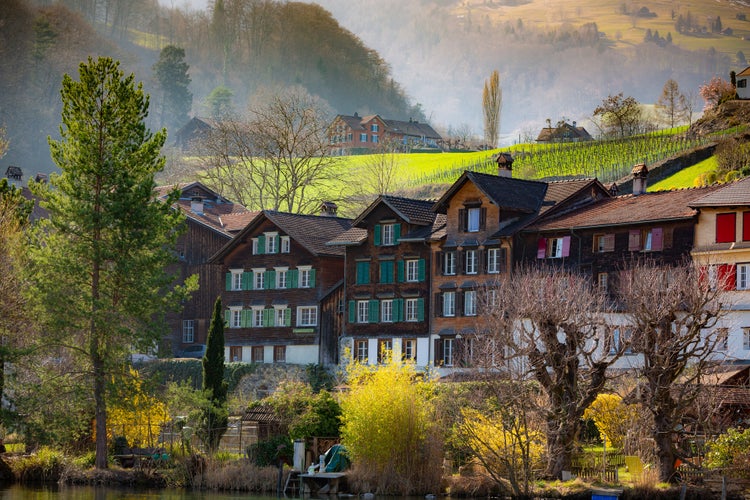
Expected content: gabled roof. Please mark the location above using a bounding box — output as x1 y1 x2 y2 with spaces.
155 181 255 236
433 171 548 214
334 114 368 131
354 195 438 227
382 118 442 140
212 210 353 262
737 66 750 77
527 186 722 232
688 177 750 207
536 123 593 142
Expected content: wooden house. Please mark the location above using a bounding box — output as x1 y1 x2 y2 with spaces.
173 116 218 151
327 195 445 367
211 207 352 365
736 67 750 100
156 182 257 356
536 121 593 143
429 162 610 369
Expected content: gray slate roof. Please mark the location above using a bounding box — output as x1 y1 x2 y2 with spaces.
689 177 750 207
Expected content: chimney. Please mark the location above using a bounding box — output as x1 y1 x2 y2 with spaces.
320 201 338 217
631 163 648 195
495 152 514 178
190 196 204 215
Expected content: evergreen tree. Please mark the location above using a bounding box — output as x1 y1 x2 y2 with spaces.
198 296 228 454
153 45 192 132
29 57 193 469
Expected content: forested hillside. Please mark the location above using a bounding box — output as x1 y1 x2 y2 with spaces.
0 0 420 173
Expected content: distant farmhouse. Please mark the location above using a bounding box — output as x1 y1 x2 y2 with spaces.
173 116 219 152
328 113 442 155
536 121 593 143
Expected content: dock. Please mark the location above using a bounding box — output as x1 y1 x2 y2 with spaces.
299 472 347 494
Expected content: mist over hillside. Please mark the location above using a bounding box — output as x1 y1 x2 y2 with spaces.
314 0 740 142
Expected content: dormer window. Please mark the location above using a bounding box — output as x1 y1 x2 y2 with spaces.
459 204 486 233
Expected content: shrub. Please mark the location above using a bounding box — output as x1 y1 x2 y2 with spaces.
11 446 67 482
247 435 293 467
705 427 750 469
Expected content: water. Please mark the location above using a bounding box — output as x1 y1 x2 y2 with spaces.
0 484 290 500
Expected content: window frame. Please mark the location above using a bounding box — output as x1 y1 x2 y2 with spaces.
355 340 368 363
273 345 286 363
467 207 481 232
281 236 291 253
382 224 395 246
275 267 288 289
296 306 318 327
298 266 312 288
253 268 265 290
251 346 264 363
487 248 501 274
593 233 615 253
182 319 195 343
405 298 419 322
381 299 393 323
738 263 750 290
403 338 416 361
406 259 419 282
443 291 456 317
464 290 477 316
231 269 243 291
465 249 477 274
265 232 278 253
444 251 456 275
743 327 750 351
252 307 264 328
443 338 454 367
357 300 369 323
229 307 242 329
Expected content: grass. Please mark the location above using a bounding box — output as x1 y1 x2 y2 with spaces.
649 156 718 191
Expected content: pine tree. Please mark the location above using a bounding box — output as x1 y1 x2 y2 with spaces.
198 296 228 454
29 56 193 469
153 45 192 132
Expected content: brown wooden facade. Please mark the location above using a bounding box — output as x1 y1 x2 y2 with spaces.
211 210 351 365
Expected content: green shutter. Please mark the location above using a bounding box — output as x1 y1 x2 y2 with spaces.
284 309 291 327
258 235 265 254
263 308 273 327
394 223 401 243
394 298 404 322
242 272 251 290
241 309 251 328
309 269 316 287
380 261 394 284
374 224 381 246
264 270 275 290
273 234 279 253
348 300 356 323
224 310 231 325
369 300 379 323
418 259 426 282
357 262 370 284
225 273 232 290
417 298 425 321
289 269 299 288
397 261 405 282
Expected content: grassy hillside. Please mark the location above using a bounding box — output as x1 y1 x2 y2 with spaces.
649 156 718 191
465 0 750 61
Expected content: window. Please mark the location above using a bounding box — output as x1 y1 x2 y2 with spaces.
276 268 288 289
230 346 242 362
182 320 195 343
355 340 368 363
629 228 663 251
230 270 243 291
738 263 750 290
252 346 264 363
274 345 286 363
443 292 456 317
487 248 503 273
281 236 290 253
381 300 393 323
467 207 481 232
716 213 737 243
443 251 456 275
403 339 416 361
252 238 259 255
297 306 317 326
593 234 615 253
253 269 264 290
537 236 571 258
406 259 420 282
371 134 378 143
265 232 278 253
356 261 370 285
715 327 729 351
598 272 608 292
230 308 242 329
379 260 394 284
371 123 379 132
739 79 748 88
357 300 369 323
405 298 420 322
298 266 313 288
548 237 567 258
252 308 264 328
378 339 392 363
382 224 396 245
443 338 454 366
275 307 290 327
360 133 367 142
744 327 750 350
609 327 634 355
464 290 477 316
465 250 477 274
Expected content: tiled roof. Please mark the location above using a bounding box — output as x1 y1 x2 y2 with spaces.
402 213 447 241
264 211 352 256
353 195 439 226
382 118 442 140
738 66 750 77
536 124 592 142
539 178 601 216
220 211 259 232
326 227 368 246
689 177 750 207
434 171 548 214
528 186 722 232
336 114 366 131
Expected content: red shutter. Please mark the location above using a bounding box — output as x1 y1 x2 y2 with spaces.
628 230 641 251
651 227 663 251
603 234 615 252
537 238 547 259
561 236 571 257
716 213 736 243
743 212 750 241
699 266 708 290
718 264 736 291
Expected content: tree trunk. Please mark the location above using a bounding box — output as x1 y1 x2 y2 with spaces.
545 417 577 479
654 412 676 483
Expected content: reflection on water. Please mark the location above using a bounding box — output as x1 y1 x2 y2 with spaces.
0 484 291 500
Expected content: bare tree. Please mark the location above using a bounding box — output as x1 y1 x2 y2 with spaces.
478 266 624 479
197 86 339 213
618 260 728 482
357 138 402 195
482 70 502 148
656 79 687 128
592 92 644 138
